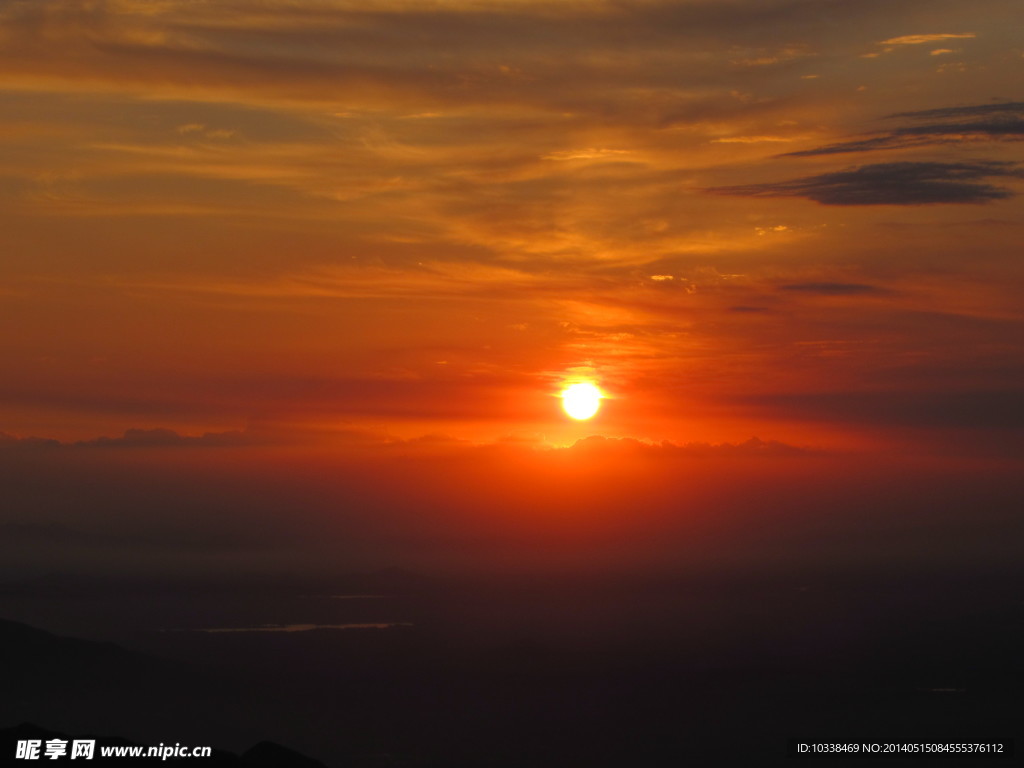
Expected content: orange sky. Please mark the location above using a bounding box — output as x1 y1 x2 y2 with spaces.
2 0 1023 454
1 1 1023 577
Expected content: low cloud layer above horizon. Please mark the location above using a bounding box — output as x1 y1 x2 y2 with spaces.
1 423 1020 579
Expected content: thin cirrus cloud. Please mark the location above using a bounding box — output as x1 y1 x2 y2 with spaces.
860 31 975 59
711 161 1023 205
0 428 249 451
0 0 786 109
740 390 1024 433
878 33 976 46
778 282 886 295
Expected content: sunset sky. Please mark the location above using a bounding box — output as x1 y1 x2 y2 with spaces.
2 0 1022 577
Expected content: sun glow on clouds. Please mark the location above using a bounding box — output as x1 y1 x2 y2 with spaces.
879 33 976 46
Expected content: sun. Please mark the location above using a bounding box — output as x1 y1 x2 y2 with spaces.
561 382 603 420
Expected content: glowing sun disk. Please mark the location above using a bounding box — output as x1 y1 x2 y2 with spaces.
561 382 602 420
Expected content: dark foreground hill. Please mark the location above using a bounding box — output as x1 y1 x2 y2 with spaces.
0 618 359 767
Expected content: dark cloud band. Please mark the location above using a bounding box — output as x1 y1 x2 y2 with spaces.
784 102 1024 158
711 161 1022 205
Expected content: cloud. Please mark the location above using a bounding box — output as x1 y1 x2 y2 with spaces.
0 0 961 133
779 282 885 295
785 101 1024 157
741 390 1024 432
710 161 1023 205
2 420 1021 579
878 33 976 46
0 428 260 451
2 424 814 458
75 428 251 448
564 434 813 457
542 148 633 161
889 101 1024 121
712 135 799 144
0 432 60 450
0 520 257 550
728 43 815 68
